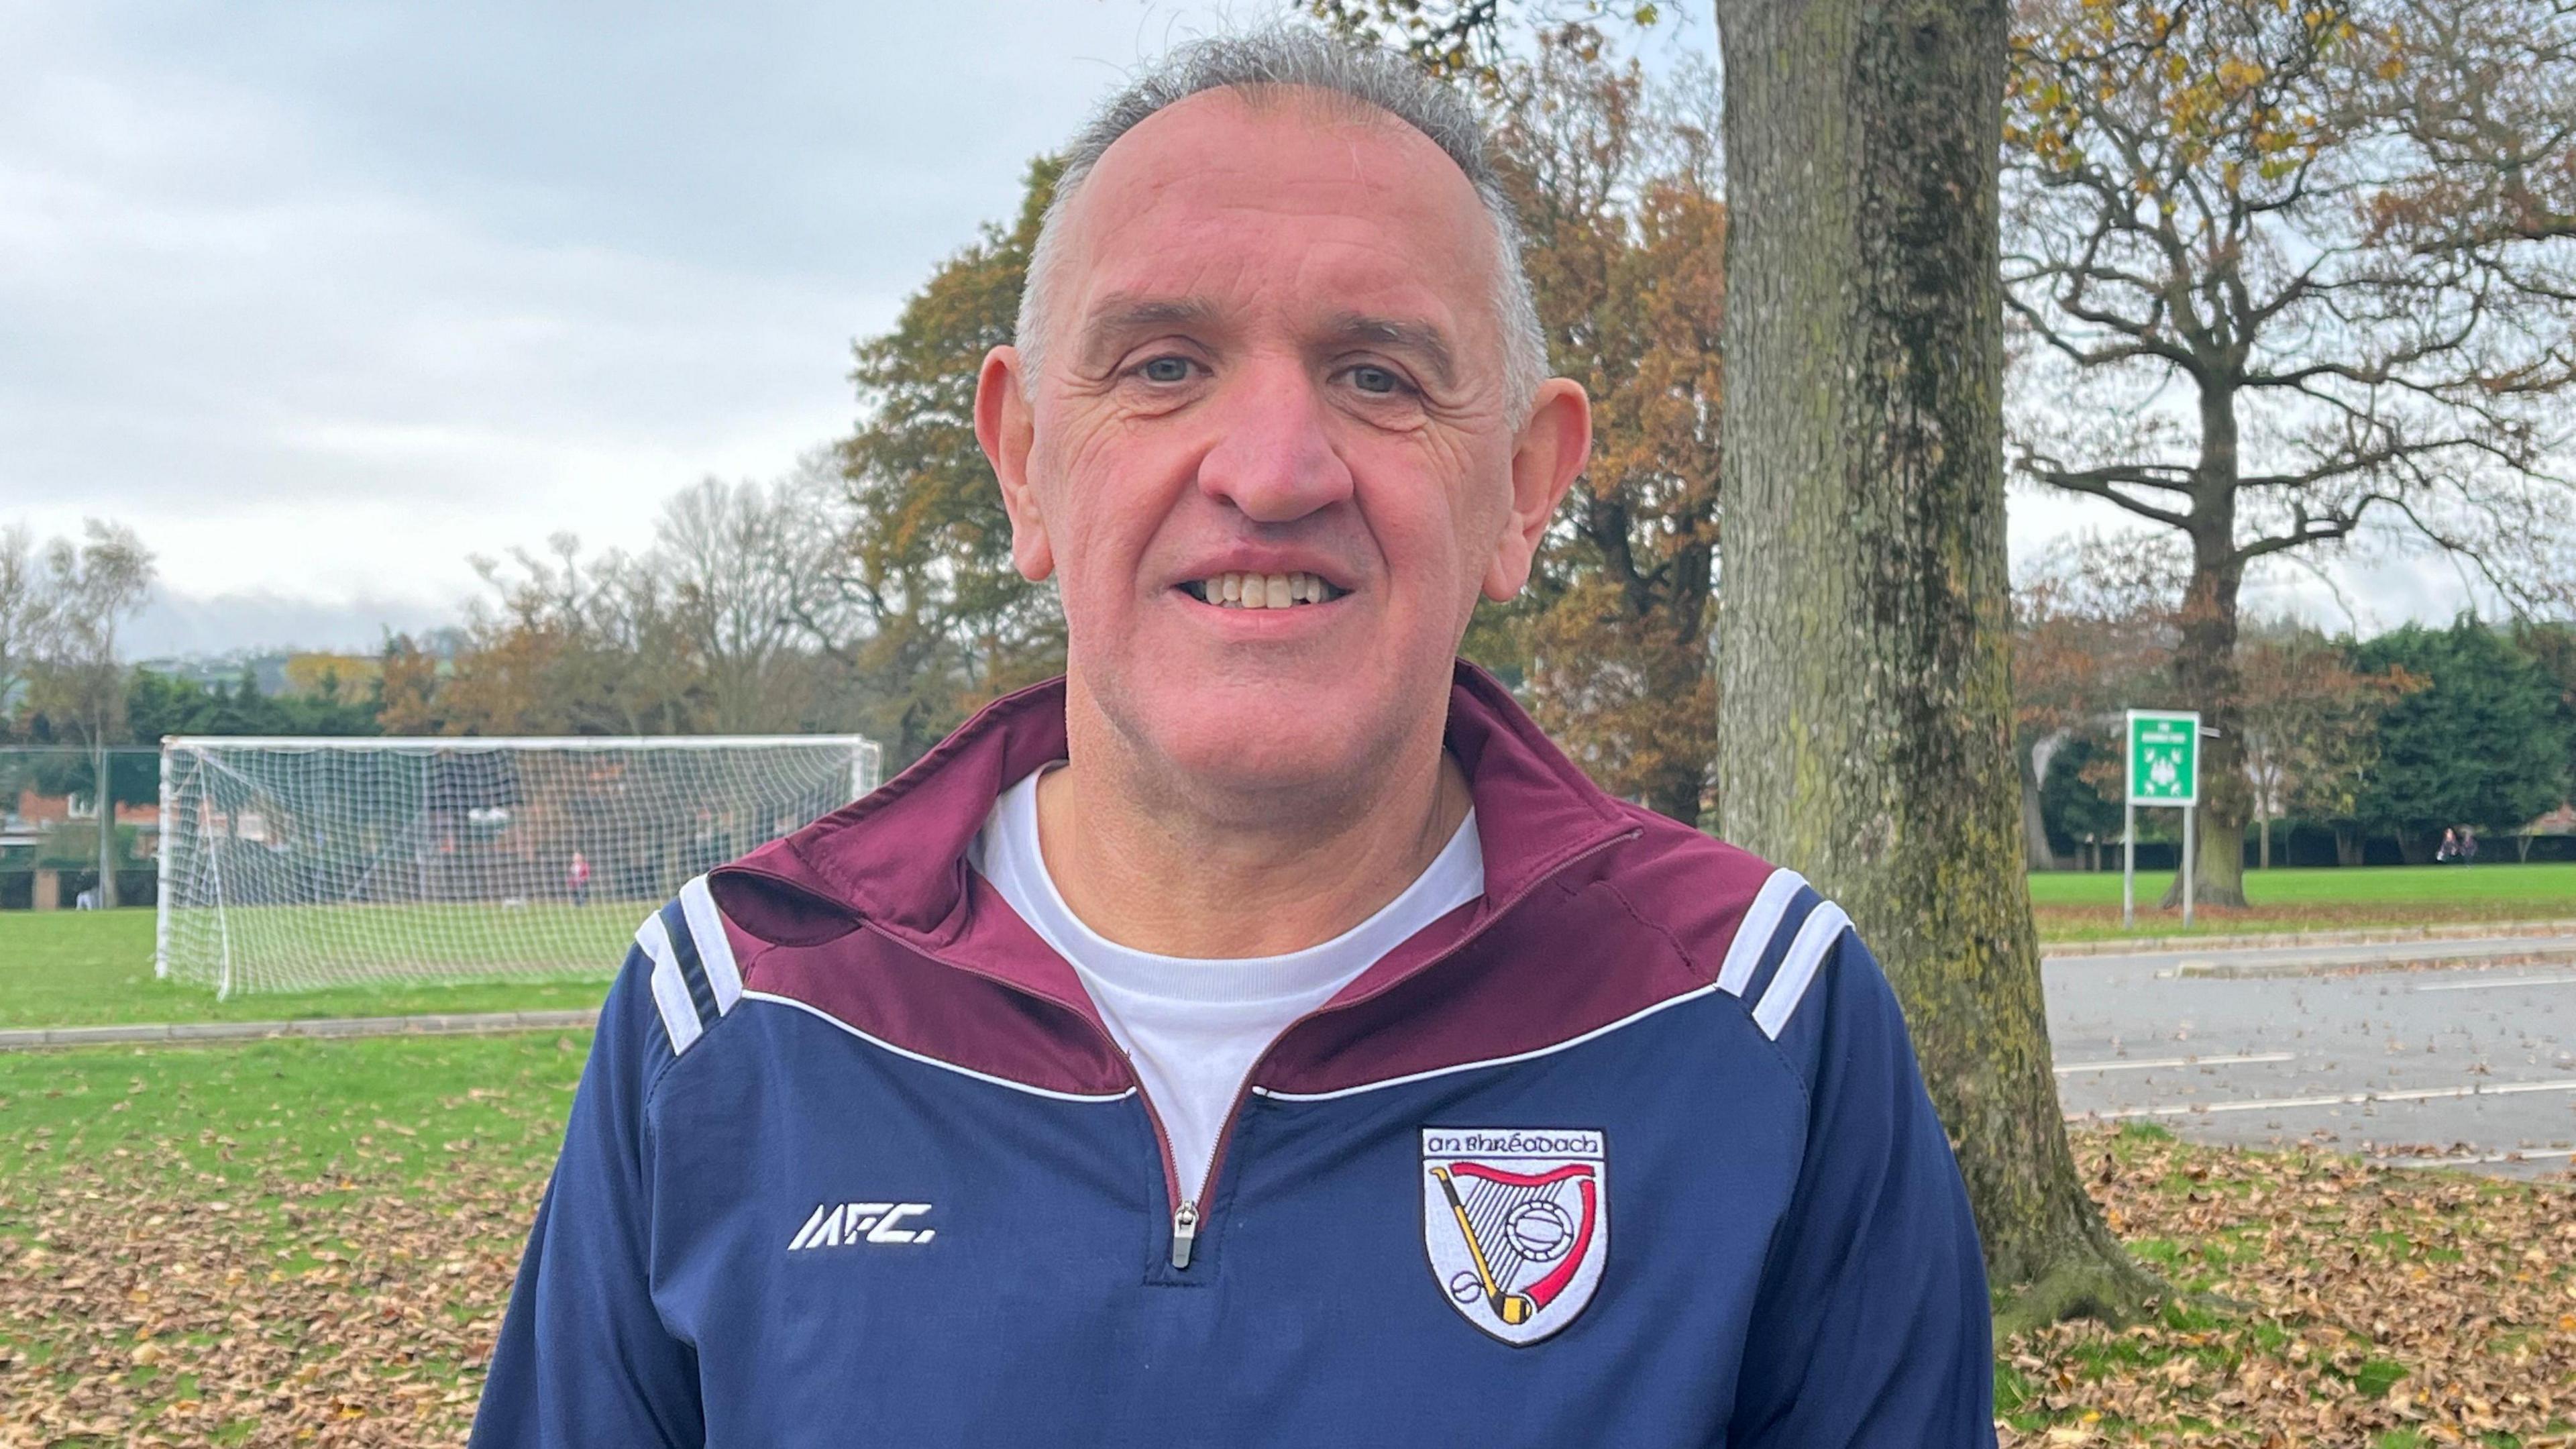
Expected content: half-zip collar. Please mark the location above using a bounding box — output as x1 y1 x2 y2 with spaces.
710 659 1639 1081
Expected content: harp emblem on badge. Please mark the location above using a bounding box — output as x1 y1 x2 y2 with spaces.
1420 1128 1608 1345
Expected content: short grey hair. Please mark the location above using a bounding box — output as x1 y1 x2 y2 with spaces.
1015 28 1547 418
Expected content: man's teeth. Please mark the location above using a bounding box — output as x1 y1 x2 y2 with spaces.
1193 572 1338 608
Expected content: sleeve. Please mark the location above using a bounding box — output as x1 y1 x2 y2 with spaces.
471 949 705 1449
1727 929 1996 1448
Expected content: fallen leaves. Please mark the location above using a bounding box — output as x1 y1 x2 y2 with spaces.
0 1144 537 1447
7 1089 2573 1443
2001 1124 2576 1446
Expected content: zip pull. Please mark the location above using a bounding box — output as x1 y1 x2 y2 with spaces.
1170 1199 1200 1270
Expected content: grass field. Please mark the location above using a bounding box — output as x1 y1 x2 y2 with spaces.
0 912 612 1029
157 898 637 997
2031 861 2576 941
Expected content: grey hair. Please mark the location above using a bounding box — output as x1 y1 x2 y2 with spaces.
1014 28 1547 419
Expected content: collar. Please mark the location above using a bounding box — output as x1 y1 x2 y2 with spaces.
711 659 1633 1008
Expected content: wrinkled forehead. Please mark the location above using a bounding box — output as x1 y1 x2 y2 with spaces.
1049 86 1505 368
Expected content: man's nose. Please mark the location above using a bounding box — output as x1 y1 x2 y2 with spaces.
1194 362 1354 523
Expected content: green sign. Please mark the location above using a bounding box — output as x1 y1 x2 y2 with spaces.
2127 710 2200 806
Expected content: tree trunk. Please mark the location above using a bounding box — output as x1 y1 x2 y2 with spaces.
2334 822 2363 867
2020 743 2059 870
1711 0 2151 1331
2257 808 2270 871
2163 390 2250 908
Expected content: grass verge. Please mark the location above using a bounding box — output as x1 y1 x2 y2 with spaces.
0 913 610 1029
2033 863 2576 943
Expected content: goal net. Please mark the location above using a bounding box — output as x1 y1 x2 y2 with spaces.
156 735 879 997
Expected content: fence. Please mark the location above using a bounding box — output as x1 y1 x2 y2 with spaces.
1 747 166 910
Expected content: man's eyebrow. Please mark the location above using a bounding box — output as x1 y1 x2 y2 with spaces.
1326 313 1456 387
1074 297 1222 371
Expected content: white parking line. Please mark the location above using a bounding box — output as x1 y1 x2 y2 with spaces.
2412 974 2576 992
2373 1146 2576 1168
2072 1077 2576 1121
2053 1051 2295 1074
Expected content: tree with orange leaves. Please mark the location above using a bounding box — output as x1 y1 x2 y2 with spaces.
1491 40 1725 822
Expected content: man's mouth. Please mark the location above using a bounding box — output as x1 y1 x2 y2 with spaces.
1179 572 1347 609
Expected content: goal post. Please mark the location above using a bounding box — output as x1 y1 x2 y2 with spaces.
156 734 881 998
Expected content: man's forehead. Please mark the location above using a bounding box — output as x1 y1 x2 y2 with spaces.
1068 91 1484 240
1053 87 1498 352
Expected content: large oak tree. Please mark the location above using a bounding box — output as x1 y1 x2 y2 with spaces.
1311 0 2154 1322
1709 0 2153 1326
2004 0 2576 907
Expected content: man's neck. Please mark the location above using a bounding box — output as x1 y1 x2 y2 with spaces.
1032 716 1472 961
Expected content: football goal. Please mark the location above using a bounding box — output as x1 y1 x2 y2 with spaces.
156 734 879 997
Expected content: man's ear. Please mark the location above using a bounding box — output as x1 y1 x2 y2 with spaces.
1482 378 1592 602
975 345 1054 582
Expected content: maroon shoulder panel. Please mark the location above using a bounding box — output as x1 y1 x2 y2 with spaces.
736 924 1132 1099
1258 814 1778 1096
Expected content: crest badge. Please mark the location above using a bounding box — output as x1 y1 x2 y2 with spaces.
1419 1128 1608 1346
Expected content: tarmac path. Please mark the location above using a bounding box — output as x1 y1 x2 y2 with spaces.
2046 938 2576 1177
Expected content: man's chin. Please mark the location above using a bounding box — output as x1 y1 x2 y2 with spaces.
1144 721 1387 802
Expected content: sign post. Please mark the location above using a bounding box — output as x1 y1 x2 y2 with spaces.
2124 710 2202 930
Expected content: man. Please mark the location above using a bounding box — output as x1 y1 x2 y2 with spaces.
474 29 1992 1447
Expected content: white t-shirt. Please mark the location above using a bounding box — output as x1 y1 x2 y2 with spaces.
970 765 1484 1203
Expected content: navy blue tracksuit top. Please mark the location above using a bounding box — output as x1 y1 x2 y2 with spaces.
471 665 1996 1447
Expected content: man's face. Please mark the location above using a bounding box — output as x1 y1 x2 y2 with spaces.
977 88 1587 800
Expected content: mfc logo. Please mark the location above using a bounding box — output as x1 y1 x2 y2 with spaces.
786 1201 936 1252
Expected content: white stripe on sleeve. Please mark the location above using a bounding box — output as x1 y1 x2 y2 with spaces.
637 910 704 1055
678 875 743 1014
1717 867 1809 998
1752 901 1851 1040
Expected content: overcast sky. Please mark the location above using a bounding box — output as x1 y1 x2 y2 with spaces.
0 1 2477 660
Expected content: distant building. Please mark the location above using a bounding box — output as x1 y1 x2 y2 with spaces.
1 788 161 910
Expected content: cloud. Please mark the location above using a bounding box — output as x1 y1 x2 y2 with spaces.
0 0 1258 644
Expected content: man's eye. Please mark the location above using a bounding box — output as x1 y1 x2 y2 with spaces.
1348 365 1405 396
1138 356 1195 384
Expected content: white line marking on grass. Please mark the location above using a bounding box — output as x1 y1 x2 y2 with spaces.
2412 974 2576 992
2054 1051 2294 1074
2072 1077 2576 1121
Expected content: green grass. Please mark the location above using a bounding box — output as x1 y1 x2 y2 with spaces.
0 912 612 1028
2031 861 2576 941
162 897 640 977
0 1030 586 1191
2029 861 2576 908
